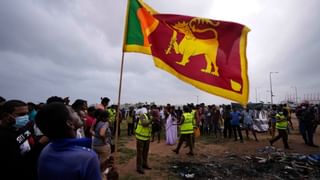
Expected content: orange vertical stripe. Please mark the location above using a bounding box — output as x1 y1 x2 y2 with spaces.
137 8 156 46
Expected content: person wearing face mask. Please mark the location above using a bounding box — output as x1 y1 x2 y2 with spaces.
0 100 39 180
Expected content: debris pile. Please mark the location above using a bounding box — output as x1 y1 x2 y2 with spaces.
169 147 320 179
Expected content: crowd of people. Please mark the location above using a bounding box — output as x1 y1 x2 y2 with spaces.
0 95 319 179
0 96 118 180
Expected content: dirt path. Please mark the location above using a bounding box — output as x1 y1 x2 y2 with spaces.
116 116 320 179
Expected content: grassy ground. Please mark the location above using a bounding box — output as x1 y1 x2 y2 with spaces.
117 123 136 165
117 122 176 180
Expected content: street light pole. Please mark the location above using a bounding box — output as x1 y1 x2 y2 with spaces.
255 88 258 103
269 72 278 105
295 87 298 104
255 87 260 103
291 86 298 104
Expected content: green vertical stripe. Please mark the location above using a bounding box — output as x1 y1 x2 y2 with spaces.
127 0 144 45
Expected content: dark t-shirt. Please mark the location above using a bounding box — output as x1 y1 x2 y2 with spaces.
212 110 221 123
302 108 315 124
0 126 36 180
223 110 231 123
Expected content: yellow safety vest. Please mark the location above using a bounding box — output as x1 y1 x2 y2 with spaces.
107 109 116 124
191 110 196 128
127 115 133 124
135 114 151 141
180 112 194 134
275 113 288 130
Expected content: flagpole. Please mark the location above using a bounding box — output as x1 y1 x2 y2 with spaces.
113 0 130 167
114 51 125 166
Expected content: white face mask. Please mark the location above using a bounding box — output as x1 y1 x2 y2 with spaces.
15 115 30 128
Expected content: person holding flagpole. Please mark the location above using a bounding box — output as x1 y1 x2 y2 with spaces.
135 106 152 174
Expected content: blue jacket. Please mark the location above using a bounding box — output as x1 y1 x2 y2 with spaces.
230 111 241 125
38 138 101 180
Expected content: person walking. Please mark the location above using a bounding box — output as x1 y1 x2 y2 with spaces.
300 103 318 147
268 105 277 138
135 106 152 174
172 105 194 156
242 107 258 141
269 107 290 149
230 108 243 143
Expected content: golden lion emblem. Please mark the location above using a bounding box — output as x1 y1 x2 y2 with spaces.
165 18 220 76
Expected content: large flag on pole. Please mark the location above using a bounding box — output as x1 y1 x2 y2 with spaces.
123 0 250 105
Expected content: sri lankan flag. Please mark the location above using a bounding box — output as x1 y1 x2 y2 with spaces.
123 0 250 105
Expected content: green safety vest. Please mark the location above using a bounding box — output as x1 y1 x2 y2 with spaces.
191 110 196 128
135 114 151 141
107 109 116 123
180 112 194 134
275 113 288 130
127 115 133 124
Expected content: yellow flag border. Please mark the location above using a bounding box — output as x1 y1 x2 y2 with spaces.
123 45 151 55
138 0 158 14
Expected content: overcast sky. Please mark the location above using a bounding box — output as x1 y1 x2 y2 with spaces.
1 0 320 106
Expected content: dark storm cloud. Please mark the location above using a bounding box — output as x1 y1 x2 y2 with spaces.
0 0 111 71
0 0 123 104
240 0 320 102
1 0 319 105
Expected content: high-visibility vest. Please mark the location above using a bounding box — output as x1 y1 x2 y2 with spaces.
108 108 116 123
275 113 288 130
135 114 151 141
180 112 194 134
191 110 196 128
127 115 133 124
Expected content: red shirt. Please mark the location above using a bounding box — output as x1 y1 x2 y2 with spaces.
86 115 95 127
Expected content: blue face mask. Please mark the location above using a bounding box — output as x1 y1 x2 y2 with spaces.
15 115 30 128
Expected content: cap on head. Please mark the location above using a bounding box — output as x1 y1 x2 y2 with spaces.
140 107 148 115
